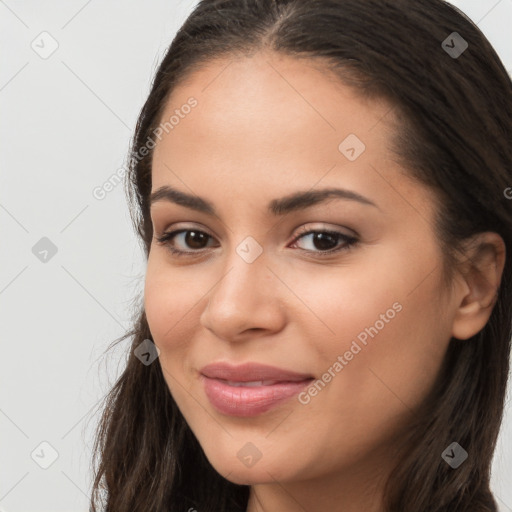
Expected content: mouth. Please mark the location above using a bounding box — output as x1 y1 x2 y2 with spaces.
199 361 314 382
200 374 315 417
198 361 315 417
215 379 292 387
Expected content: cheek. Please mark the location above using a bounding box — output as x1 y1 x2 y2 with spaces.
318 304 448 464
144 265 204 410
144 259 200 341
143 262 205 382
295 248 449 428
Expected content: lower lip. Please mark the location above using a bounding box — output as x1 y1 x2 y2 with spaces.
201 375 313 417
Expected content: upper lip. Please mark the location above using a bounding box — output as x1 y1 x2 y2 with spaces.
200 362 314 383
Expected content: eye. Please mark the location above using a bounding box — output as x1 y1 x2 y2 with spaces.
289 227 358 257
154 226 358 258
155 228 217 257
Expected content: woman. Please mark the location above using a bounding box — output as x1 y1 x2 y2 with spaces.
89 1 512 511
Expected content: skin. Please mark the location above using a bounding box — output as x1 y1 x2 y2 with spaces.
144 52 505 512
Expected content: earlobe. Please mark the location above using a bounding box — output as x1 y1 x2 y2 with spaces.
450 232 506 341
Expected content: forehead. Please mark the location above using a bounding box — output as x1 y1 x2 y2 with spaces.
149 52 435 221
154 54 391 167
161 54 391 134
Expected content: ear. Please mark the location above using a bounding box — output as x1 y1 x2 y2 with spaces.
450 232 506 340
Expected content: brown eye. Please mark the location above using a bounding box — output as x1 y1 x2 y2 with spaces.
290 229 358 257
155 229 217 256
155 227 358 259
181 230 210 249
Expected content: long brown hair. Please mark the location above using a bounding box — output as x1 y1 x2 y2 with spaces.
89 1 512 510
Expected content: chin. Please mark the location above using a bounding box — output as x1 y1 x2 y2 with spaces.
223 471 266 486
219 466 281 486
204 449 300 486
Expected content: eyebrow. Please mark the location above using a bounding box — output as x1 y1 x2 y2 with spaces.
149 185 380 216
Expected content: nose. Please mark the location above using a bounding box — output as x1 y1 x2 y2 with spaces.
199 245 287 342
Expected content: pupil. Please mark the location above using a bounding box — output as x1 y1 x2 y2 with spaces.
314 233 337 250
186 231 207 249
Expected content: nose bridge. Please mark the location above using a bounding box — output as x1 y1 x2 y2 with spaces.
200 234 284 338
214 234 269 302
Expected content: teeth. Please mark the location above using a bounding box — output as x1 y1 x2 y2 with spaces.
224 380 280 387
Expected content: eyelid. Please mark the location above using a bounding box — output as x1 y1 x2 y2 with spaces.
155 222 359 260
157 222 355 243
293 223 357 239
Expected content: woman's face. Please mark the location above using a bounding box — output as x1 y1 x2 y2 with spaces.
144 52 460 489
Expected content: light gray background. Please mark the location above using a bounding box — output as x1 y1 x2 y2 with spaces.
1 1 511 511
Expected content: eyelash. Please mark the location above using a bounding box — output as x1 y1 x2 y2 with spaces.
154 226 358 259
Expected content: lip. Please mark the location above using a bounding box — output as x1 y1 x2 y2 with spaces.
199 362 314 417
200 361 314 382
